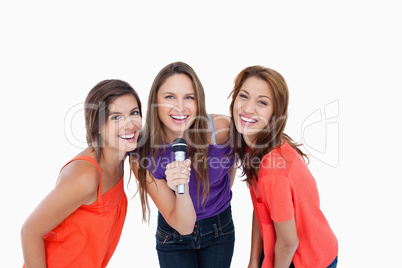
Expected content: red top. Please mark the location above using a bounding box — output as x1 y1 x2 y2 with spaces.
23 156 127 268
249 142 338 268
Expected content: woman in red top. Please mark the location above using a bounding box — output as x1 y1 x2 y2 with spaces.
229 66 338 268
21 80 142 267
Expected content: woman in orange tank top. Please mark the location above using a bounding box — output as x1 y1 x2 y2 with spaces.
21 80 143 267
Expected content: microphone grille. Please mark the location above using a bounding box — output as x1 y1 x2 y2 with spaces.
172 138 188 153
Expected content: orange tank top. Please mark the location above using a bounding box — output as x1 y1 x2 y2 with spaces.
23 156 128 268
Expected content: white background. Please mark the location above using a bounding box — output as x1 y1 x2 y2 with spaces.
1 1 401 267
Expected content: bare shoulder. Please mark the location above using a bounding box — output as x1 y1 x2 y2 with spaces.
56 158 100 197
209 113 231 144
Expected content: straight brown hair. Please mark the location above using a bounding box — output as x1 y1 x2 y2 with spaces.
136 62 211 221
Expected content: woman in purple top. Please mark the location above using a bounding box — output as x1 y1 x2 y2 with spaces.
133 62 236 268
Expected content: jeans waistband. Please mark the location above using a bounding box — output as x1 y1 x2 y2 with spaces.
157 205 233 238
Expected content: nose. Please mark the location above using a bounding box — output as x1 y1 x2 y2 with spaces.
174 99 185 113
242 100 255 115
124 117 140 130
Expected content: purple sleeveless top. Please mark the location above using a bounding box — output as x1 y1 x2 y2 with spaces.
147 115 234 220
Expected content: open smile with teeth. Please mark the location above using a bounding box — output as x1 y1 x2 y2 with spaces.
170 115 189 121
240 115 257 124
119 132 136 141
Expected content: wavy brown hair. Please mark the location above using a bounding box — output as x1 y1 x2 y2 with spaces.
84 79 142 163
136 62 210 221
229 66 308 185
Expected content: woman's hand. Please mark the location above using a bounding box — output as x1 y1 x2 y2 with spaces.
145 158 196 235
165 159 191 193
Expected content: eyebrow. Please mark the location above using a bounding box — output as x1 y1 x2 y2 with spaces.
161 91 175 95
240 89 271 100
109 107 139 116
162 91 195 96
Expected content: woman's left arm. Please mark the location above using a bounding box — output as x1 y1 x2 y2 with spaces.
273 217 299 268
248 211 263 268
229 164 237 188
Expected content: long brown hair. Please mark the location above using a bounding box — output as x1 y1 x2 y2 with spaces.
136 61 210 221
84 79 142 163
229 66 308 184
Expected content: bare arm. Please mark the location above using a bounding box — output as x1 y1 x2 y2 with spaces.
209 114 230 145
248 211 263 268
228 164 237 188
21 161 99 268
273 217 299 268
146 159 196 235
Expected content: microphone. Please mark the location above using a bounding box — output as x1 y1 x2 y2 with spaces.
172 138 188 194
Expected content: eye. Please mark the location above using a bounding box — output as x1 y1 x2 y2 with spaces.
239 94 248 99
165 95 174 99
110 115 121 121
131 110 140 116
185 96 195 100
258 100 268 106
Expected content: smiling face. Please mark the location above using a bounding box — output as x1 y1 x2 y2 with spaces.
233 76 274 146
100 94 142 156
157 74 198 142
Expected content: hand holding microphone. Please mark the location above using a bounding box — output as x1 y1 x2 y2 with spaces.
166 138 190 194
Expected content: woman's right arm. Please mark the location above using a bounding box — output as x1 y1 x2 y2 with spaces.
273 218 299 268
21 161 99 268
248 211 263 268
145 159 196 235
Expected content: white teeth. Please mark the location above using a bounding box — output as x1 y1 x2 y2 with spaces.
120 133 135 139
171 115 187 120
240 115 257 123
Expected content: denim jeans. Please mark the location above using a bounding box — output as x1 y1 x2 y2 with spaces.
260 248 264 267
156 206 235 268
289 256 338 268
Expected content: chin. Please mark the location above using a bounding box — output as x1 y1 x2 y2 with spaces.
126 144 138 152
234 123 246 136
170 125 191 137
117 143 138 153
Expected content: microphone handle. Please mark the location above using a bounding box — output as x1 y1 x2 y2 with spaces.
174 152 186 194
177 184 185 195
